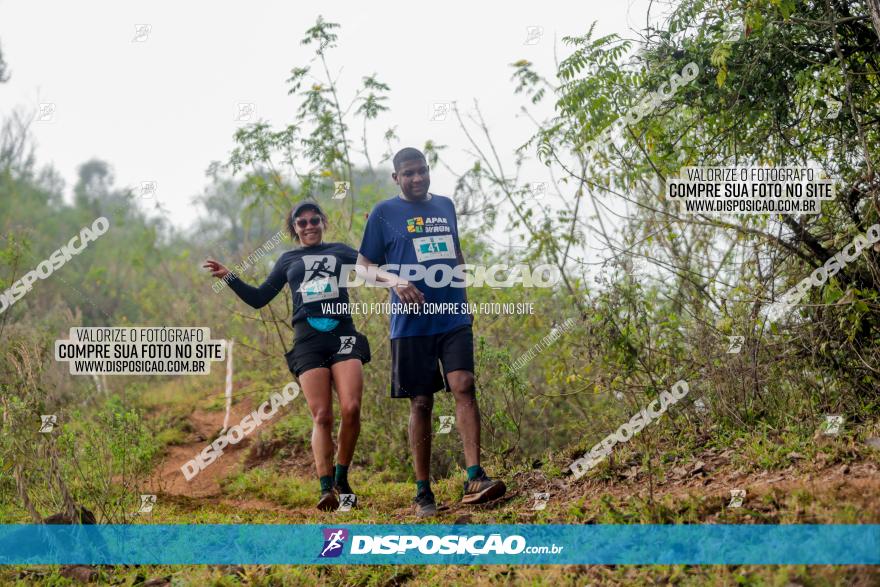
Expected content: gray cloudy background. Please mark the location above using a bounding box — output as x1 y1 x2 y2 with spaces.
0 0 654 233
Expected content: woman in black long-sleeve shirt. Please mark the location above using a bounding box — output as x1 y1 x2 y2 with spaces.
204 201 370 512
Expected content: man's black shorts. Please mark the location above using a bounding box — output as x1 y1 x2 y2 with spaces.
390 324 474 398
285 320 371 377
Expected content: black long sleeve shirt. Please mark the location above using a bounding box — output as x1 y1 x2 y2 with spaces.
227 242 358 326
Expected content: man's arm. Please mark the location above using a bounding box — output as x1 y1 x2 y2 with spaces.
450 199 471 321
456 249 472 323
456 249 468 301
356 253 425 304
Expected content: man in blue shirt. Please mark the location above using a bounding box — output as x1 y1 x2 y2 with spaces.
358 148 506 517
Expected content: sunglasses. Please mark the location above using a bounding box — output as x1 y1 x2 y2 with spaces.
295 217 323 229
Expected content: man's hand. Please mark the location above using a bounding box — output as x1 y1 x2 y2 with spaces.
357 253 426 304
393 280 425 305
203 258 230 279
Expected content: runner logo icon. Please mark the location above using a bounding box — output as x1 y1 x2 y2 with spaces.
320 528 349 558
338 336 355 355
39 415 58 433
302 255 336 283
300 255 339 302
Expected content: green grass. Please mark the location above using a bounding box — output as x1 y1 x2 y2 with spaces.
3 376 878 585
4 562 878 586
219 465 473 524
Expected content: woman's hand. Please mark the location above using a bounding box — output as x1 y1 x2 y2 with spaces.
393 280 425 305
203 258 231 279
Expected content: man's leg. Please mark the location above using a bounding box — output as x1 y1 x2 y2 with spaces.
409 394 434 483
409 393 437 517
391 333 442 516
446 370 480 468
439 326 506 504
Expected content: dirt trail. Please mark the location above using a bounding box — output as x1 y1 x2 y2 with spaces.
146 384 320 517
149 396 260 498
147 386 880 522
515 443 880 523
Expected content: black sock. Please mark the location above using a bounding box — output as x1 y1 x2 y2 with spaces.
334 464 351 492
416 479 431 496
319 475 333 493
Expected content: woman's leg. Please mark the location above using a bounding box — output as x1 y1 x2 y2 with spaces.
329 358 363 469
298 367 334 478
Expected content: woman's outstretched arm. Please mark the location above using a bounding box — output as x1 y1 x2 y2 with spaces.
203 254 288 309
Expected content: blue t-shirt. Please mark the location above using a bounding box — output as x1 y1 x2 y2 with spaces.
359 193 471 339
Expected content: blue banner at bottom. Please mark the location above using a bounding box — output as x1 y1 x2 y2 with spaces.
0 524 877 565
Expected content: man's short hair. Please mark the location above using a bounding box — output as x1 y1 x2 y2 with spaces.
393 147 426 172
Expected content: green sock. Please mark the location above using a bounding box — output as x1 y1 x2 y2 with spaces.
467 465 484 481
416 479 431 496
334 464 350 489
319 475 333 492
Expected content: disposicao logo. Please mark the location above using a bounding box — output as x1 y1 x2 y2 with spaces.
319 528 349 558
317 530 562 558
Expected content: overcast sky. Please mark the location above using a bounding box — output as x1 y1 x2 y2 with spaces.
1 0 656 237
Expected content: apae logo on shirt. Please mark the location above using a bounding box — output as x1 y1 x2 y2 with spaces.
300 255 339 302
406 216 450 234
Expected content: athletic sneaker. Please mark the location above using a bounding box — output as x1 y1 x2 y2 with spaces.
461 473 506 504
413 491 438 518
317 488 339 511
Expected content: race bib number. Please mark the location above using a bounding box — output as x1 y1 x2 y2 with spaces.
413 235 456 262
300 276 339 302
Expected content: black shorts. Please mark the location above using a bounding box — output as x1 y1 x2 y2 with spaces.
390 324 474 398
285 320 371 377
